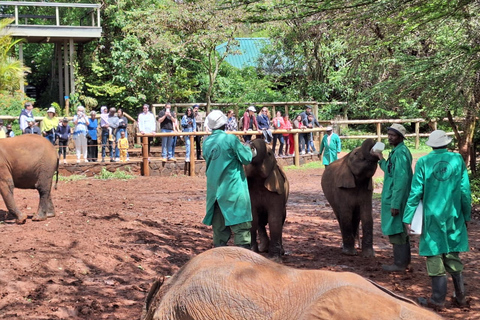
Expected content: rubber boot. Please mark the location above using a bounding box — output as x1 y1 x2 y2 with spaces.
382 243 410 272
451 272 467 306
419 275 447 310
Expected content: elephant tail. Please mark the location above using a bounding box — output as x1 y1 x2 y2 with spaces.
54 157 59 190
366 278 418 306
141 277 165 320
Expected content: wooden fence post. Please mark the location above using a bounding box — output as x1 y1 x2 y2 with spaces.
142 136 150 176
415 122 420 149
376 123 382 142
189 135 195 176
294 133 300 167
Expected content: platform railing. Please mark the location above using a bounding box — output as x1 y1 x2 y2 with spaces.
0 1 101 27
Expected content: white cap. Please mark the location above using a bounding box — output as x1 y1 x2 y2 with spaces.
47 107 56 113
388 123 407 138
247 106 256 112
326 126 333 131
206 110 227 130
426 130 452 147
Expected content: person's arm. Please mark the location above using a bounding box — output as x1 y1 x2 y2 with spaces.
181 115 188 128
234 137 253 165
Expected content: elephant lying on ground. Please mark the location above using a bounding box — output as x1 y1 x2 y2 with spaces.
244 139 289 260
321 139 378 257
0 135 59 224
142 247 442 320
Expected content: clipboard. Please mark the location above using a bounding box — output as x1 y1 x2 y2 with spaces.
410 200 423 235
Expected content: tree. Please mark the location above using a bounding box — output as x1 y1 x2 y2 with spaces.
234 0 480 164
0 19 30 92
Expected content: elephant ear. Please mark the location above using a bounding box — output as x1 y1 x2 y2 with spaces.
335 168 356 189
265 165 287 195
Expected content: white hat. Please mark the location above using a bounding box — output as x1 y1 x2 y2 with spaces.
247 106 256 112
326 126 333 131
387 123 407 138
206 110 227 130
47 107 56 113
426 130 452 147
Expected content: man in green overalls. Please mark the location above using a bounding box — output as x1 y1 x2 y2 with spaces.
202 110 256 248
373 124 413 272
403 130 471 309
319 126 341 166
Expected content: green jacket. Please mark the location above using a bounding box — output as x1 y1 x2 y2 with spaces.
379 142 413 235
319 133 341 165
403 149 471 256
202 130 253 226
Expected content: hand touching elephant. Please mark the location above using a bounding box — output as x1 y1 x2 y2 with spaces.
321 139 378 257
141 247 442 320
244 139 289 260
0 135 59 224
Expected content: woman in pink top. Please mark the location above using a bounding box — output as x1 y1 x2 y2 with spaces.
271 111 285 157
282 114 294 156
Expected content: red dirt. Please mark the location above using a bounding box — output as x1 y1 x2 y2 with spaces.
0 167 478 319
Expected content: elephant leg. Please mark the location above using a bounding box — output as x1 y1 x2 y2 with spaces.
250 206 259 252
352 212 361 249
257 224 269 253
360 201 374 257
32 188 49 221
336 208 357 256
267 209 284 260
0 180 26 224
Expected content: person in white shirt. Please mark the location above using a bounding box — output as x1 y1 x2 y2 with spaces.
137 104 156 156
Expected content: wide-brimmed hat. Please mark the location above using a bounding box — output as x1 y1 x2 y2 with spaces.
247 106 256 112
206 110 227 130
387 123 407 138
426 130 452 147
47 107 56 113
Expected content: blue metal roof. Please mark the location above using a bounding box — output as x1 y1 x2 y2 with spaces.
216 38 271 69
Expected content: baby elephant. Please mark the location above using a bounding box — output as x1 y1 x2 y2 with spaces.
142 247 442 320
0 135 59 223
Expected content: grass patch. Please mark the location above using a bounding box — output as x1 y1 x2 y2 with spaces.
372 193 382 200
470 174 480 206
57 174 87 182
95 167 135 180
283 161 324 171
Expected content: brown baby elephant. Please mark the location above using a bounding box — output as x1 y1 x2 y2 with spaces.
321 139 378 257
0 134 59 224
142 247 442 320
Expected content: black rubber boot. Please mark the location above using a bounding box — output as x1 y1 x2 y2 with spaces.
451 272 467 306
382 243 410 272
419 275 447 310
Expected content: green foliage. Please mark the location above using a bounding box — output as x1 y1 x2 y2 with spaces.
0 19 30 92
283 161 324 171
57 174 87 182
471 174 480 206
94 167 135 180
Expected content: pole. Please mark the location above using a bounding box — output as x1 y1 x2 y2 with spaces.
142 136 150 176
294 133 300 167
189 135 195 176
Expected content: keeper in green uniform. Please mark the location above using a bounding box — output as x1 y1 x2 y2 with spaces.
202 110 256 248
372 124 413 272
319 126 341 166
403 130 471 309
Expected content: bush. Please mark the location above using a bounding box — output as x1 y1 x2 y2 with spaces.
95 167 135 180
471 174 480 206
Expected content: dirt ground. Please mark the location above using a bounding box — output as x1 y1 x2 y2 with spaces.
0 165 478 319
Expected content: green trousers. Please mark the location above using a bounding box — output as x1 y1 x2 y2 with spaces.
212 202 251 247
388 231 409 245
426 252 463 276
